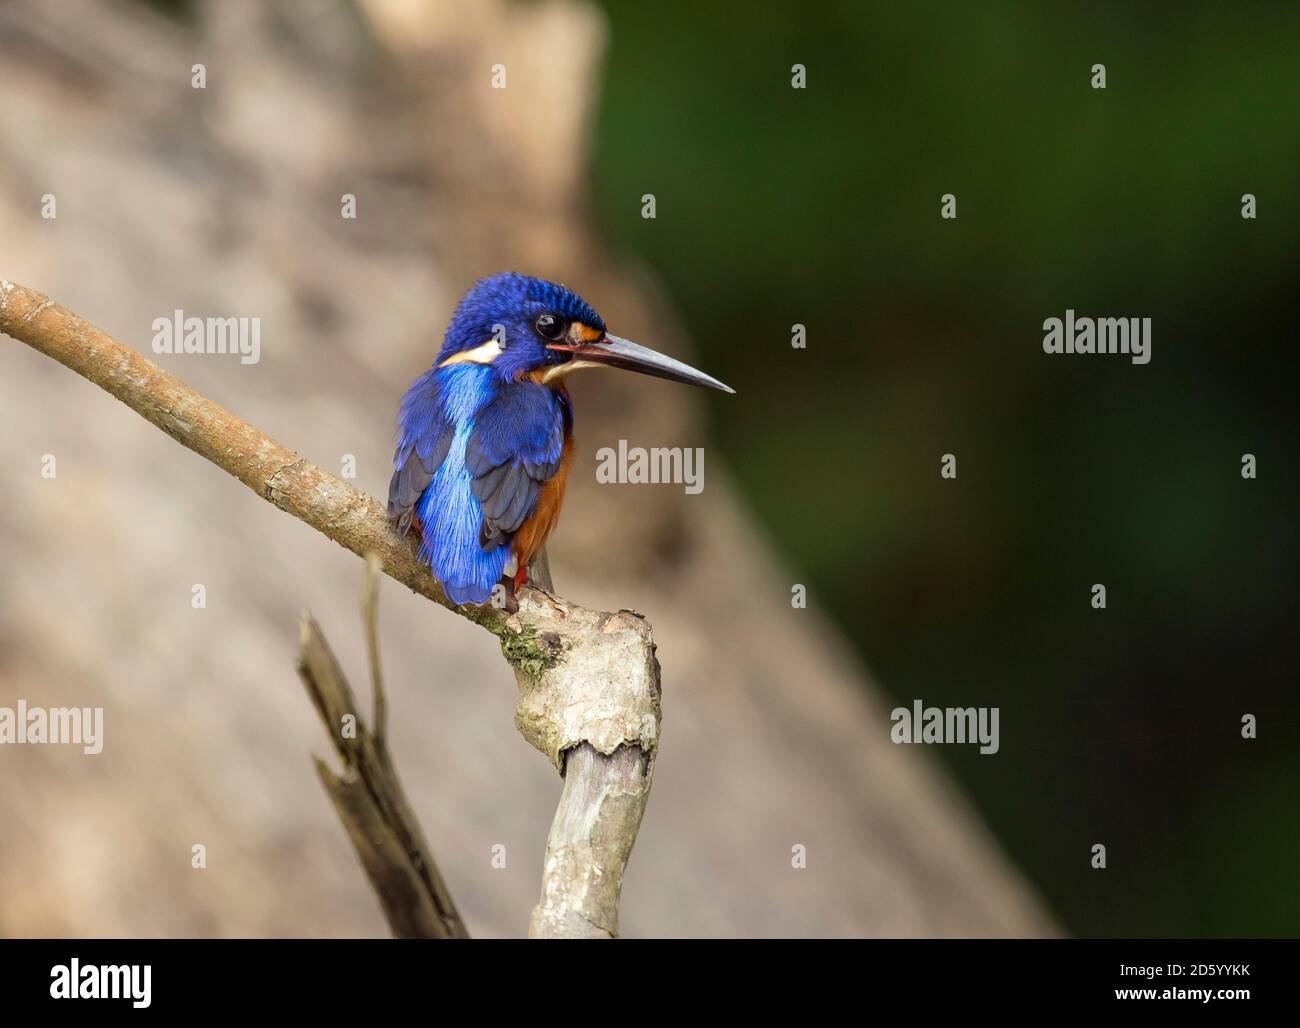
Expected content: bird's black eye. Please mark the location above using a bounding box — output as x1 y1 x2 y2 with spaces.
535 314 566 341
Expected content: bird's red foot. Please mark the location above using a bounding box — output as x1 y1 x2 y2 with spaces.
512 563 528 593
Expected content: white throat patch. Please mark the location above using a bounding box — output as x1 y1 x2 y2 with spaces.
540 359 602 383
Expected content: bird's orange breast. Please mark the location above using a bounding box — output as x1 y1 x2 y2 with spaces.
511 432 575 571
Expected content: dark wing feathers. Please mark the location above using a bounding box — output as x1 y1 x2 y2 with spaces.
387 370 454 536
389 374 565 551
387 422 453 535
466 384 565 552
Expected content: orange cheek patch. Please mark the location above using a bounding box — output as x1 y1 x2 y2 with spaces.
570 322 604 344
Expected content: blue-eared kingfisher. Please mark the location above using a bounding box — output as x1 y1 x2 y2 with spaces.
388 273 733 606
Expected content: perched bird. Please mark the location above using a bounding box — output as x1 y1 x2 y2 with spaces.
388 273 733 605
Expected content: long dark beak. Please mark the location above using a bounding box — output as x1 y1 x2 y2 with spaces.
547 334 735 394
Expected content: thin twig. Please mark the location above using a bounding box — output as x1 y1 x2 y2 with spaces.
361 553 387 745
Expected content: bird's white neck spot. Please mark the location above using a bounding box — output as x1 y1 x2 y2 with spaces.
439 338 502 367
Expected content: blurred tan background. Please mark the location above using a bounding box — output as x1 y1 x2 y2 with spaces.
0 0 1051 937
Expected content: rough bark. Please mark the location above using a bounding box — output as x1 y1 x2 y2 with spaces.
529 743 651 939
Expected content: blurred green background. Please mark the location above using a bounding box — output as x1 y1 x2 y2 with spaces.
592 0 1299 937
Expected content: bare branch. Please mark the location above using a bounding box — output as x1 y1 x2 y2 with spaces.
530 743 652 938
2 278 661 937
297 577 468 939
521 551 650 938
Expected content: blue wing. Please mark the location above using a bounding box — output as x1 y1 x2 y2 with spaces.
387 367 453 536
388 367 566 605
465 383 566 551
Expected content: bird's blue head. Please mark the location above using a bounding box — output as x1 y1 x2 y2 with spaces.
434 272 733 393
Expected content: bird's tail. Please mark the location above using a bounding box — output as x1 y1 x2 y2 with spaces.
417 454 510 606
